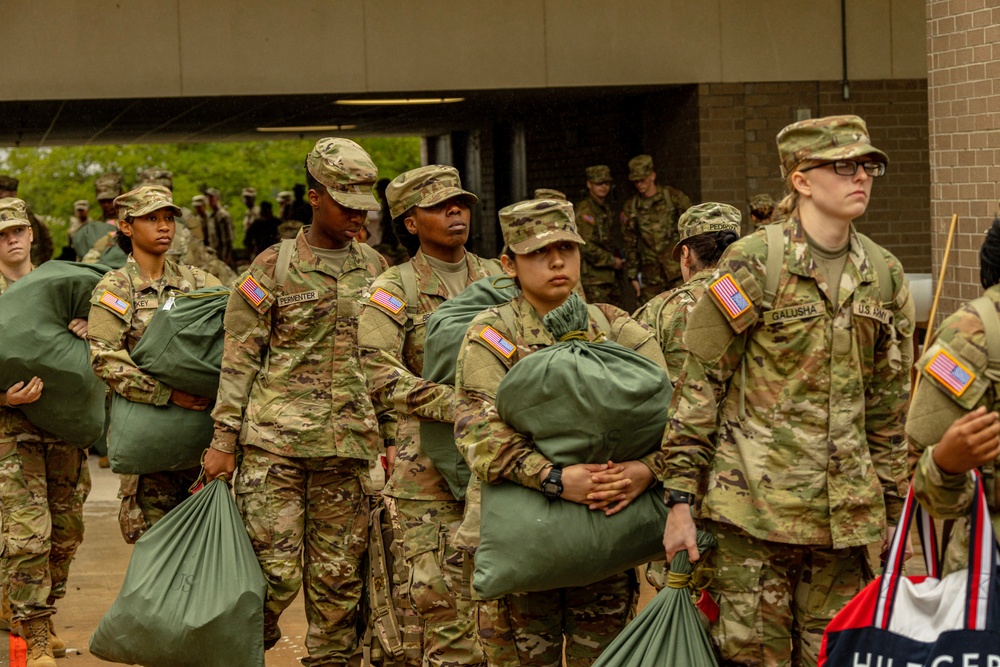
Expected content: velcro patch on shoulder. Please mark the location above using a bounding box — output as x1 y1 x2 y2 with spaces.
237 275 270 308
369 288 405 315
709 274 753 320
924 348 975 398
479 326 516 359
98 290 130 317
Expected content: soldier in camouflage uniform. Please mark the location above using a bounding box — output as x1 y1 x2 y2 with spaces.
908 219 1000 564
0 198 92 667
359 165 500 667
531 189 565 200
202 138 387 666
88 186 221 544
453 199 668 667
72 174 123 261
575 165 623 308
621 155 694 305
660 116 914 666
242 186 261 233
0 175 54 266
748 193 776 231
204 187 235 267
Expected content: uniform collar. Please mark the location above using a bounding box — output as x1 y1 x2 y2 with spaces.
785 216 877 286
293 225 368 277
411 249 481 297
124 255 185 292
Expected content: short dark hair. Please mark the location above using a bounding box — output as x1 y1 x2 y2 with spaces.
305 168 322 196
116 221 133 255
393 209 421 256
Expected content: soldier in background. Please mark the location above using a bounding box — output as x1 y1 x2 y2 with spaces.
532 188 566 200
661 115 913 666
621 155 693 305
204 187 234 268
243 201 281 260
241 187 261 233
202 138 387 663
0 175 54 266
190 194 209 242
575 165 624 307
67 200 91 243
748 193 777 231
75 174 124 265
290 183 313 226
277 190 294 220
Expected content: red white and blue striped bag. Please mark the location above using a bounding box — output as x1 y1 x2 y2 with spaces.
819 471 1000 666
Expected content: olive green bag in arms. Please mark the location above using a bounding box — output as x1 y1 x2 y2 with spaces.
0 261 111 448
474 294 673 598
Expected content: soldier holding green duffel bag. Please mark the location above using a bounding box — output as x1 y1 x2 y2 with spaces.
87 185 221 544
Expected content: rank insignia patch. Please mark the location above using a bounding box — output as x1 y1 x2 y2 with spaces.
99 291 130 316
710 274 752 319
926 349 975 397
238 275 268 307
480 326 515 359
370 288 405 314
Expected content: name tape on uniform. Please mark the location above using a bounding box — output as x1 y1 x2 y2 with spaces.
480 326 515 359
710 274 752 319
278 291 318 307
853 302 893 326
763 301 826 325
238 275 269 307
99 290 130 316
370 288 405 314
134 298 158 310
926 349 975 397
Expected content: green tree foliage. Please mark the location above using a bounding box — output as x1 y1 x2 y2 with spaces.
0 137 420 252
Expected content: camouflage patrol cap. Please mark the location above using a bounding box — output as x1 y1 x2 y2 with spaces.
306 137 380 211
95 173 123 200
628 155 654 181
192 195 207 207
776 115 889 177
277 191 293 204
0 175 19 192
241 187 257 197
749 193 775 216
585 165 612 184
137 168 173 189
499 199 586 255
532 188 566 201
204 187 221 198
386 165 478 220
74 200 90 211
114 185 182 221
671 202 741 260
0 197 31 232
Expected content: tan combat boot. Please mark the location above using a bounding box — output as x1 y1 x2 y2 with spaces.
48 618 66 658
22 618 57 667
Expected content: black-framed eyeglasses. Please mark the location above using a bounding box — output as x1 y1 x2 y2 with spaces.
800 160 886 178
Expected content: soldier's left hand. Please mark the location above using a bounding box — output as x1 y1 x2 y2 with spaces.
560 462 627 505
587 460 655 516
68 317 88 339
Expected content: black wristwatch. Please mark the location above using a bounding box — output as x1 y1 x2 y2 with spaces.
541 464 564 500
665 489 695 508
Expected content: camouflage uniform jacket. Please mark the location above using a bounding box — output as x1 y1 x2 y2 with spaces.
574 195 619 287
633 268 714 384
359 249 502 500
621 187 690 287
210 227 387 460
89 256 220 405
661 217 914 549
908 283 1000 537
243 205 261 232
0 269 56 444
207 207 234 267
453 296 668 550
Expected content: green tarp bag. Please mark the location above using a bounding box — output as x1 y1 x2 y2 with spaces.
0 261 112 448
474 294 673 598
89 478 267 667
131 286 230 398
420 276 519 500
107 287 228 474
107 393 214 474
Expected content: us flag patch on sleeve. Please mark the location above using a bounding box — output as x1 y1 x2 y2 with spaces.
238 275 269 307
710 274 752 319
370 288 405 314
926 349 975 397
480 326 515 359
99 290 130 316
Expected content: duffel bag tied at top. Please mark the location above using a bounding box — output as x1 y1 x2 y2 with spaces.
819 471 1000 667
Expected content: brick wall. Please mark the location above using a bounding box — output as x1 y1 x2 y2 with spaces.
927 0 1000 319
697 80 931 274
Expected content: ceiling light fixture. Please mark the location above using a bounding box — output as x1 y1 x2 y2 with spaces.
335 97 464 106
256 124 357 132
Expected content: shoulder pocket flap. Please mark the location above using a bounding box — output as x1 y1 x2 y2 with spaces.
707 268 760 334
401 521 441 561
919 341 988 410
234 268 277 314
365 286 409 325
93 289 132 322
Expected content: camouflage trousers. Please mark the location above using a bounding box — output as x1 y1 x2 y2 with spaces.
236 445 370 667
474 570 638 667
118 467 201 544
395 497 484 667
0 440 91 623
706 520 873 667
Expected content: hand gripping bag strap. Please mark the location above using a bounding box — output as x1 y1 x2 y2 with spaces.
366 498 405 661
397 261 420 331
273 239 295 287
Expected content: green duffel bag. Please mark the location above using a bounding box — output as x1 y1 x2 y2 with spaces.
131 287 230 398
107 393 214 474
90 478 267 667
474 294 673 598
420 276 519 500
0 261 112 448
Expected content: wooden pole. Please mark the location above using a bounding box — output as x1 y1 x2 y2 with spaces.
913 213 959 395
